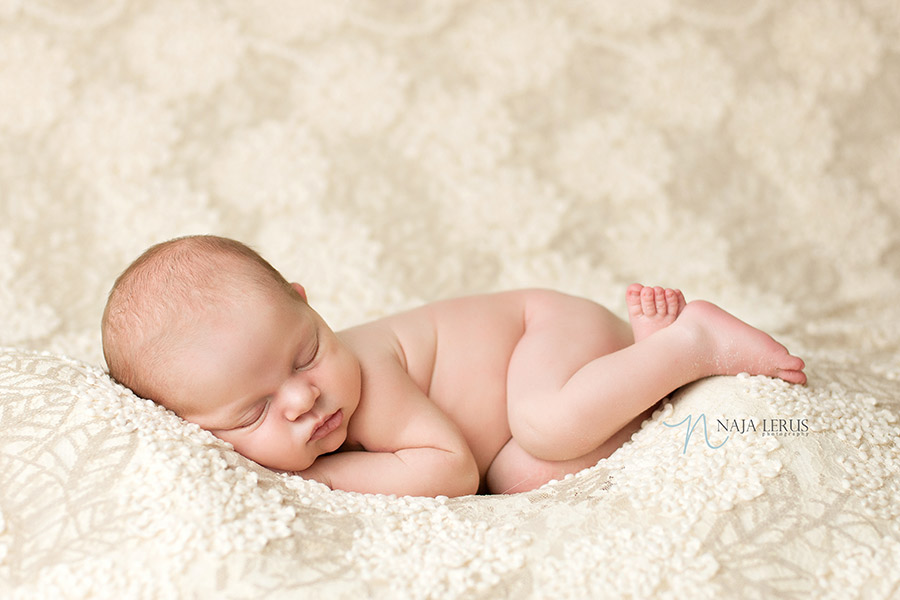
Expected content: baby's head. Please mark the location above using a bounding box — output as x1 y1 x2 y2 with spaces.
102 235 298 408
102 235 360 471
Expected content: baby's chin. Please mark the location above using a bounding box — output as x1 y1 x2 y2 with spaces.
270 458 316 475
281 443 342 473
319 420 350 453
309 438 345 464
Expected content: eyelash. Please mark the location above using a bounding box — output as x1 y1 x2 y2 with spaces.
240 402 267 429
295 338 320 371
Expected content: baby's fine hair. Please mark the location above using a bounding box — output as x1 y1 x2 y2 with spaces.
101 235 297 400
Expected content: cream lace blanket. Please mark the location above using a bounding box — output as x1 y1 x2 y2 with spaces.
2 1 899 598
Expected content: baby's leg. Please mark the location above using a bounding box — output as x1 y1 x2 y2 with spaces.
486 408 650 494
506 285 806 462
487 287 682 493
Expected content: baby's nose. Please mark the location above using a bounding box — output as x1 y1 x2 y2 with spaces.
278 379 319 421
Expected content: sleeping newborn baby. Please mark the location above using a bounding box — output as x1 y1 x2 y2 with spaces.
101 235 806 496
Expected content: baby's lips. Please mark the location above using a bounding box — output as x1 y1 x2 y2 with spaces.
309 409 343 441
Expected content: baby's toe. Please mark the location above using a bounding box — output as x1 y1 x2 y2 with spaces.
654 287 667 315
777 369 807 385
784 354 805 372
665 288 679 316
627 283 644 314
641 286 657 315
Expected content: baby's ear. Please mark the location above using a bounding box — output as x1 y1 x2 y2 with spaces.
291 282 308 302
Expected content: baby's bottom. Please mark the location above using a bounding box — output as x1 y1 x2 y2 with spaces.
484 405 654 494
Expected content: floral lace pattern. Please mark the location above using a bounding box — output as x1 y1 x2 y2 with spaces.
2 0 899 597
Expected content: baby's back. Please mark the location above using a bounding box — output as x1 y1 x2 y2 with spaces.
356 291 530 473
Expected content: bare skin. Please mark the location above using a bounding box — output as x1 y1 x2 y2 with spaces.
627 283 685 342
159 280 805 497
483 284 805 493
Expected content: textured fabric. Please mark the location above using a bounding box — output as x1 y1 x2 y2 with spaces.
1 1 899 598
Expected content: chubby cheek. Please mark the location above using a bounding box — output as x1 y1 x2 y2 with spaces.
223 435 267 465
246 426 319 471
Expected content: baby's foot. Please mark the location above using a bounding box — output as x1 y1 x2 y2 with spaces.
678 300 807 385
627 283 686 342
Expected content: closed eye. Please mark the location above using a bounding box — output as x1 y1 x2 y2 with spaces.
294 336 320 371
236 401 268 429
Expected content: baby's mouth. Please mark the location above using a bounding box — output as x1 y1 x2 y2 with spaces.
309 410 342 442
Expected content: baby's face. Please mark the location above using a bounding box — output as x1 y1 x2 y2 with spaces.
164 286 361 472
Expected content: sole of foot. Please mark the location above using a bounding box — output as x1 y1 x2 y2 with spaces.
678 300 806 385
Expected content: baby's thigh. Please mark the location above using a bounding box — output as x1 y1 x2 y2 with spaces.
506 291 632 404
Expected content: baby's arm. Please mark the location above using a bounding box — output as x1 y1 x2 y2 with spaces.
299 357 480 497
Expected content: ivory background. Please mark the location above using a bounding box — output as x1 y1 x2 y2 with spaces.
1 1 899 598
